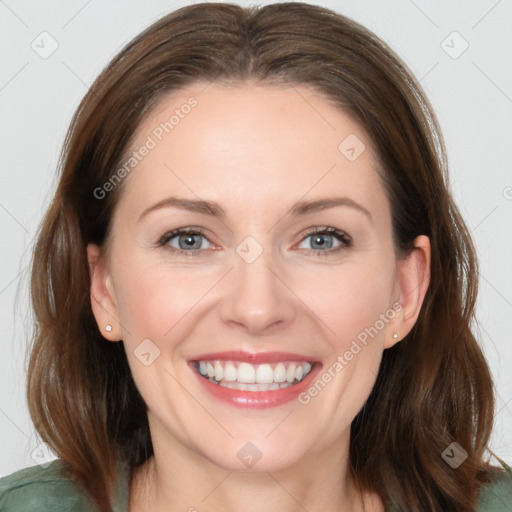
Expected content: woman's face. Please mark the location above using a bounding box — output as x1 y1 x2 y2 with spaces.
89 82 429 472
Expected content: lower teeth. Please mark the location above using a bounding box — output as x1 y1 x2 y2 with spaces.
209 378 297 391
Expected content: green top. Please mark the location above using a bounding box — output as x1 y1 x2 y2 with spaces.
0 458 511 511
0 459 130 512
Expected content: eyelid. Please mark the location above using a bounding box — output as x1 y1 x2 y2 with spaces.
156 227 219 256
157 226 210 246
295 226 352 253
157 226 352 256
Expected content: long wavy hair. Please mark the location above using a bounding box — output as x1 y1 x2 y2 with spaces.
27 3 499 511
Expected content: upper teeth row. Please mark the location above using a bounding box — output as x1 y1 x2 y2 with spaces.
198 360 313 384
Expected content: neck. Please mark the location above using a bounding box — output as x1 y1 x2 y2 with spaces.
129 424 381 512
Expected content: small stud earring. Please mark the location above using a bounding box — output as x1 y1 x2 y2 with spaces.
393 333 398 339
105 324 112 332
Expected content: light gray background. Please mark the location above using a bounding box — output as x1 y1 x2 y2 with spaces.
1 0 511 476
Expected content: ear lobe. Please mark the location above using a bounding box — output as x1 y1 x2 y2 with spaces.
384 235 431 348
87 243 122 341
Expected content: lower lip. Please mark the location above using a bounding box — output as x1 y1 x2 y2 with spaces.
191 363 321 408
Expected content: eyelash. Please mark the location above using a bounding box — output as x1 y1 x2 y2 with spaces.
156 226 352 257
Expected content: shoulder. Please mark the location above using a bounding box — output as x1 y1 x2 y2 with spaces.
0 459 99 512
475 465 512 511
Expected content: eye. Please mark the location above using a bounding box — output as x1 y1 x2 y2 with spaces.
156 226 352 257
297 227 352 255
157 228 214 255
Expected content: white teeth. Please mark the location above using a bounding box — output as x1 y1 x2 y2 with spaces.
255 364 274 384
286 363 296 383
219 381 294 391
237 362 256 383
196 359 314 390
223 363 237 382
214 361 223 381
274 362 286 382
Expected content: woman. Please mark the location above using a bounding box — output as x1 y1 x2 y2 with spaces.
0 2 510 511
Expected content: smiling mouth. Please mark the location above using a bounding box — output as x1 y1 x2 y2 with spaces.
193 360 314 392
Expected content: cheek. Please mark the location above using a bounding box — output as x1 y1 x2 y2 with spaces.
299 260 394 352
293 262 395 433
112 261 202 343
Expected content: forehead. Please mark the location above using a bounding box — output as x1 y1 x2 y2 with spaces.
114 82 388 222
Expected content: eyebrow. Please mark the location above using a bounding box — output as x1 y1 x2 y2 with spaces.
138 195 372 222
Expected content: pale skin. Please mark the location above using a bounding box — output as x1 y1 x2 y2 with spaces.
88 82 430 512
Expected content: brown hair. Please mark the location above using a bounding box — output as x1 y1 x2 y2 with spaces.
27 2 500 511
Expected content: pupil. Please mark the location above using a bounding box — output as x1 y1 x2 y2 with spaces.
313 234 332 249
181 234 199 249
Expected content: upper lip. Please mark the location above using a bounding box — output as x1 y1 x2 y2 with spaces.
190 351 319 364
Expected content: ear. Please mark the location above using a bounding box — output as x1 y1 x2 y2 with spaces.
384 235 431 348
87 243 122 341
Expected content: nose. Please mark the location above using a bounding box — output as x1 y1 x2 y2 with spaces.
219 243 297 336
